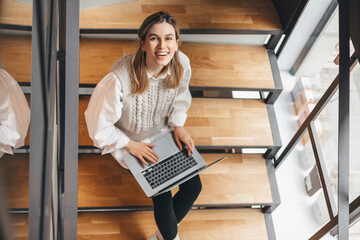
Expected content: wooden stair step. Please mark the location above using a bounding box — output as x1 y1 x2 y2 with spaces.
185 98 273 147
77 209 268 239
78 154 272 207
0 154 29 209
182 43 275 89
79 96 274 147
9 209 269 239
0 34 32 83
9 214 28 240
0 29 276 90
78 38 275 89
0 0 32 26
1 0 281 32
79 0 281 31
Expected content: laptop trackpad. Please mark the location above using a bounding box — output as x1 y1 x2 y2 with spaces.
152 134 180 160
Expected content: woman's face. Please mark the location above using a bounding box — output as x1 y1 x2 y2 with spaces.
142 22 178 76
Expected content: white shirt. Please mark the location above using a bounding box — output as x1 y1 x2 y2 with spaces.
0 68 31 158
85 52 192 168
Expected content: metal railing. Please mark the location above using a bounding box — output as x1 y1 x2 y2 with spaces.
274 0 359 237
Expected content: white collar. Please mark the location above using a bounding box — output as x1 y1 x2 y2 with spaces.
147 67 171 80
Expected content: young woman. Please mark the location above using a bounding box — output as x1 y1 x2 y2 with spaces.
85 11 202 240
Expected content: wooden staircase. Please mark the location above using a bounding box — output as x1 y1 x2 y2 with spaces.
0 0 283 239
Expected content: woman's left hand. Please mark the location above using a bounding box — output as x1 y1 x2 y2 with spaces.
173 126 194 156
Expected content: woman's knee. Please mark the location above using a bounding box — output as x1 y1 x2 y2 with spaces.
152 190 172 206
181 175 202 196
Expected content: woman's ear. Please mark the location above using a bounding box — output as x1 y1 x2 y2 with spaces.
141 40 145 51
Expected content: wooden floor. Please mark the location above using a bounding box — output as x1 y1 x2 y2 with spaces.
0 0 281 31
78 154 272 207
77 209 268 240
79 96 274 147
79 38 275 89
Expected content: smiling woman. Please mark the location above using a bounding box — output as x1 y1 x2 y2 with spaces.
84 11 200 240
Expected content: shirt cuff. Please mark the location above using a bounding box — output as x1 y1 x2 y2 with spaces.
102 134 130 155
168 111 188 127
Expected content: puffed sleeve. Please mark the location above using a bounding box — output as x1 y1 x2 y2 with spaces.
0 69 30 156
84 72 130 155
168 51 192 127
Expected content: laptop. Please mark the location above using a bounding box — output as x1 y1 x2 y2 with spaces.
123 132 228 198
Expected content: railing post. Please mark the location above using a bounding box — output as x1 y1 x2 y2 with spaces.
58 0 79 239
338 0 350 238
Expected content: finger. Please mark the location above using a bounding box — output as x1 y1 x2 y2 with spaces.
145 150 159 163
147 148 159 160
175 137 182 150
138 156 148 166
190 139 195 154
145 143 156 148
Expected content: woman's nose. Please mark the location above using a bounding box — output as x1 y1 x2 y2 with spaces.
158 39 165 49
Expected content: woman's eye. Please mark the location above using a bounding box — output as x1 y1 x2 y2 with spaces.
150 37 158 41
166 37 173 41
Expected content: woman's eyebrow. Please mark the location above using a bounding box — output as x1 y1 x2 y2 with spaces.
148 33 175 37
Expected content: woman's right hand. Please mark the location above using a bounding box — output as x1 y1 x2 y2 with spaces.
125 140 159 165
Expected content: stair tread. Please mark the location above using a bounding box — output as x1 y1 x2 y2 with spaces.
10 209 268 239
1 36 276 90
182 43 275 89
185 98 274 146
79 97 274 147
79 38 275 89
0 35 32 83
0 154 29 209
1 0 281 33
77 209 268 240
79 0 281 31
0 0 32 26
1 153 273 209
78 154 272 207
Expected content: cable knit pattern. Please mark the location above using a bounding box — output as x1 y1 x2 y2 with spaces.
111 54 177 138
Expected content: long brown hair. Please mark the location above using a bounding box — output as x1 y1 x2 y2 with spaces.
130 11 183 94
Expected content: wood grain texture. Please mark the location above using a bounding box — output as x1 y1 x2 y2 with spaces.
80 39 275 88
0 0 281 32
79 97 274 147
185 98 274 146
78 209 268 239
10 214 28 240
79 0 281 31
79 96 93 146
0 154 29 209
192 154 272 205
80 38 138 84
181 43 274 88
78 154 152 207
0 35 32 83
78 154 271 207
0 0 32 25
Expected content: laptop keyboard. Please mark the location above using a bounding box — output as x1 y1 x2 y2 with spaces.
142 148 198 189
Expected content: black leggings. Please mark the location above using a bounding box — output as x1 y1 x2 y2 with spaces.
152 175 202 240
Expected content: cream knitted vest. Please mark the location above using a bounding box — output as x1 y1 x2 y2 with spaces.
111 54 177 141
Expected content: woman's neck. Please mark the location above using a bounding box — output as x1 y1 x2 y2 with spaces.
147 65 166 78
